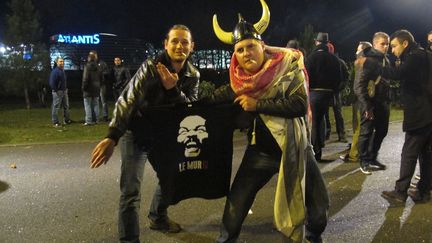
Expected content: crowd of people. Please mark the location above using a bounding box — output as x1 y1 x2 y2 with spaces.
49 52 131 127
46 1 432 242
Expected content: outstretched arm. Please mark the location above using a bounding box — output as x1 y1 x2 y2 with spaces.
90 138 115 168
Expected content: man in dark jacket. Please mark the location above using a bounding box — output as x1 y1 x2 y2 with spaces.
112 57 131 100
90 50 110 121
90 25 199 242
82 52 103 125
358 29 432 203
212 3 329 241
49 57 71 127
354 32 391 174
306 32 344 161
325 42 348 142
340 41 373 163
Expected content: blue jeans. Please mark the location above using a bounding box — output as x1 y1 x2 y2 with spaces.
118 131 167 243
83 97 99 124
99 85 109 119
51 90 70 124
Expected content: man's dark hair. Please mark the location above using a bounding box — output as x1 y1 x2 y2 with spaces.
286 39 300 49
165 24 193 41
390 29 415 45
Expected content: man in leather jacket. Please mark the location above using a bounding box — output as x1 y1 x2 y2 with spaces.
357 29 432 204
212 2 328 241
90 24 199 243
112 57 131 100
354 32 391 175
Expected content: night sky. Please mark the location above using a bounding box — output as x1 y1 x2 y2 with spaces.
1 0 432 60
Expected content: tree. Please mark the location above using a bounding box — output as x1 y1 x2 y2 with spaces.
4 0 49 109
298 24 316 56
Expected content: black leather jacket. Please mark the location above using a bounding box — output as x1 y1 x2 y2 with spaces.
354 47 390 112
107 51 200 144
112 64 131 92
82 61 103 97
306 44 342 91
365 43 432 131
209 77 307 159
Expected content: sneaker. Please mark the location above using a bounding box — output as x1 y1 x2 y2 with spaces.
369 160 386 170
64 120 72 125
381 190 407 203
408 188 431 203
339 154 349 161
149 218 181 233
360 164 372 175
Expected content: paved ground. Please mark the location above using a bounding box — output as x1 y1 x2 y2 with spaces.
0 121 431 243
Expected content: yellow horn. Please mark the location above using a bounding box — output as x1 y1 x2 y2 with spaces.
253 0 270 34
212 14 233 44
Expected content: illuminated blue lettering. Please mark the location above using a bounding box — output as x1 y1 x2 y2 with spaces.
55 34 101 45
58 35 65 43
78 35 86 44
93 34 100 44
71 36 79 44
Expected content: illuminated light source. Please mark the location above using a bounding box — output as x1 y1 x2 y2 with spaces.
52 34 101 45
0 47 6 53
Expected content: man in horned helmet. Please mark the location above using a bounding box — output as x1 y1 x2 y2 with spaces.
211 0 329 242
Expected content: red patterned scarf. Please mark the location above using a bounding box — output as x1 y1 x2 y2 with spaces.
230 46 303 98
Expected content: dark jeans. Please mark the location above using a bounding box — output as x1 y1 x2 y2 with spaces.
358 101 390 164
325 92 346 139
395 124 432 194
118 131 167 243
217 145 329 243
310 90 333 160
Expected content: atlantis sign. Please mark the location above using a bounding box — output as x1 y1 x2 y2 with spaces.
51 34 101 45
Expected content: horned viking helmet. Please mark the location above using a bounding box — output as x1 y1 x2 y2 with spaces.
212 0 270 44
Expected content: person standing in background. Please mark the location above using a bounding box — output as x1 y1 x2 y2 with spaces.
82 52 103 126
89 50 111 122
49 57 71 127
112 57 131 101
354 32 391 175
